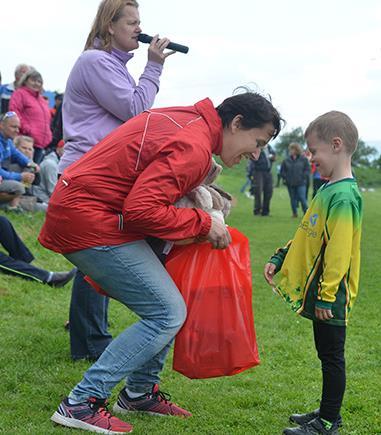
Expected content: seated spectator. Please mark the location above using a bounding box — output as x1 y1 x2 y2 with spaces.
0 176 25 210
9 69 52 164
0 215 76 286
14 135 34 160
33 140 64 205
0 112 37 211
10 135 45 211
0 64 31 114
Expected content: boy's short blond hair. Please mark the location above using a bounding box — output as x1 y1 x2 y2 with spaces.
14 135 34 147
305 111 358 155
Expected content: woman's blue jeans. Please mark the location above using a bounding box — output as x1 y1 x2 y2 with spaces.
287 185 308 215
64 240 187 401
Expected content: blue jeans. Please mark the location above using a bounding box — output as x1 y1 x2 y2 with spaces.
287 184 308 215
64 240 187 401
69 270 112 360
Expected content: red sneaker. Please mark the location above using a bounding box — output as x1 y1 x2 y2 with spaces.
51 397 133 434
113 384 192 417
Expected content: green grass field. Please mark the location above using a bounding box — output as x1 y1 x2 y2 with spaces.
1 164 380 434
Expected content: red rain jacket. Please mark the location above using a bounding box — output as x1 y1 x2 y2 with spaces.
38 98 222 254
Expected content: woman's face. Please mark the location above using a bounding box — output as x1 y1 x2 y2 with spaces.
220 118 275 168
25 76 43 92
109 5 142 52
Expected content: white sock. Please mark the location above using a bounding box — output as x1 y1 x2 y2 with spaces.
125 388 146 399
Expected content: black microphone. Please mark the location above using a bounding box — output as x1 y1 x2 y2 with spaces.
138 33 189 54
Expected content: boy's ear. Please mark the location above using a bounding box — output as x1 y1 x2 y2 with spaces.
332 137 343 152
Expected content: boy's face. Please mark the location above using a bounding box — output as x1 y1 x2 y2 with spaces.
17 140 34 159
306 132 336 179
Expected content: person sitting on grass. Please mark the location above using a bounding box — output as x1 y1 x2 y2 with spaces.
32 139 65 207
0 215 76 287
0 112 37 212
264 111 362 435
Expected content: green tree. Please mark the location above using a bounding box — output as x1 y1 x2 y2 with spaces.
352 139 378 167
274 127 305 157
371 155 381 170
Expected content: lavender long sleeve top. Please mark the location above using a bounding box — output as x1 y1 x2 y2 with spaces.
59 46 163 172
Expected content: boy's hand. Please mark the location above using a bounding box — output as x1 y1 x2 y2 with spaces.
315 307 334 321
264 262 276 286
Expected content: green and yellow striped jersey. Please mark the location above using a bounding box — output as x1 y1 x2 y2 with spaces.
270 178 362 326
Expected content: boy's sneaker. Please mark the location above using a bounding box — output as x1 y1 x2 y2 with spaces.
113 384 192 417
51 397 133 434
283 417 340 434
290 410 343 427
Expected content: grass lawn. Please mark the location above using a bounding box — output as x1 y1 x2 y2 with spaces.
0 163 380 434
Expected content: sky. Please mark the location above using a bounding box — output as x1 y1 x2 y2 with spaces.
2 0 381 149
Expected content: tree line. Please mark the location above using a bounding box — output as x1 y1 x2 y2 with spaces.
274 127 380 169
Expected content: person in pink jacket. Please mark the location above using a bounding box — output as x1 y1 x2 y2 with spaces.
9 69 52 164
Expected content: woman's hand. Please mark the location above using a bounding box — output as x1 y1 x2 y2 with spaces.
206 217 231 249
148 34 176 64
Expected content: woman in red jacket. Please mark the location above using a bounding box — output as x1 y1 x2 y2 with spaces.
9 69 52 164
40 92 282 434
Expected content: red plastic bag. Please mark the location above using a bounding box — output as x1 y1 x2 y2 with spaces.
166 227 260 379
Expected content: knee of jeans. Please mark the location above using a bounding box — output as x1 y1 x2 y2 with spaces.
165 295 187 333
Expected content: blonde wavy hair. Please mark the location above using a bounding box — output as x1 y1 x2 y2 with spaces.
84 0 139 52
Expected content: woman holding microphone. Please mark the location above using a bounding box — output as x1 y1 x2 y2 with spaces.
60 0 175 362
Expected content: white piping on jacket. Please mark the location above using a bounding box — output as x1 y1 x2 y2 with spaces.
134 111 202 171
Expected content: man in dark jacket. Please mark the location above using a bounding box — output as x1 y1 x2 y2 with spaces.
251 144 276 216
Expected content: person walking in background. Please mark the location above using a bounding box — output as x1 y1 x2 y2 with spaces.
276 163 282 187
303 149 312 199
39 91 282 434
9 69 52 164
281 142 310 217
264 111 362 435
252 144 276 216
240 159 254 196
59 0 177 362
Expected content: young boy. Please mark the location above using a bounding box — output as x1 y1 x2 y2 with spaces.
264 111 362 435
